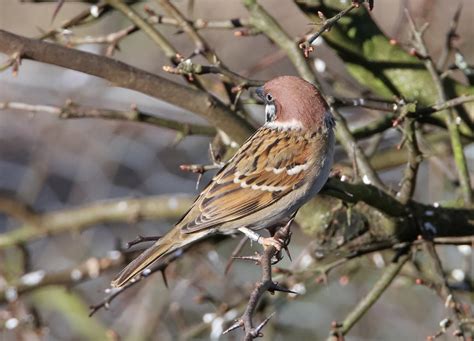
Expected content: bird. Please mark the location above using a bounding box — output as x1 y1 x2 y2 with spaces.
111 75 336 288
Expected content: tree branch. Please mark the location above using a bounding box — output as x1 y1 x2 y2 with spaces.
405 10 472 205
0 101 216 136
0 29 254 144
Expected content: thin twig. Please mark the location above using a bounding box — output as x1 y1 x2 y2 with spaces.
89 249 183 316
242 0 318 86
330 107 388 191
163 59 263 90
405 9 472 205
437 3 462 71
0 101 216 136
397 119 421 204
421 241 472 339
299 0 371 57
0 29 254 143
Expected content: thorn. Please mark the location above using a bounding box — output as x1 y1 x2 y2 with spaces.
254 312 275 335
222 319 243 335
161 268 169 289
283 246 292 261
126 235 161 249
268 282 298 295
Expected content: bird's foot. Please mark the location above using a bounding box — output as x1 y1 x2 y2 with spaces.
237 227 286 251
259 236 285 251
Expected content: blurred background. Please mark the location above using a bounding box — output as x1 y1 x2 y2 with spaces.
0 0 473 340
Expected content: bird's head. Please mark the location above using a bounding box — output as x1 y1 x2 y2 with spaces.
256 76 334 132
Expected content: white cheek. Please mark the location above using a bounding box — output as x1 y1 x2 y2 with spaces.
265 103 276 122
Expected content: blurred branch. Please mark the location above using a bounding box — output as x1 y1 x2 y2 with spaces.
405 9 472 206
0 101 216 136
0 29 254 144
329 252 410 339
0 252 124 304
437 3 462 71
29 287 112 340
89 247 184 316
421 242 473 339
38 3 112 40
104 0 177 61
0 195 193 249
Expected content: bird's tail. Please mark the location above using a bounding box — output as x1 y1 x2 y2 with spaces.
111 227 187 288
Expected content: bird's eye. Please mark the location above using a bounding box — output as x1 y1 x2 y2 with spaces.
266 93 273 102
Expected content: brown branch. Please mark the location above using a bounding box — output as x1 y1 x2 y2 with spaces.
0 29 254 144
0 101 216 136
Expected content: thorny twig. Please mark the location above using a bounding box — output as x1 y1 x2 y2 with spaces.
224 221 294 340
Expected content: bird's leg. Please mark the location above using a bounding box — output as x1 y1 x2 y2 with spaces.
238 227 285 251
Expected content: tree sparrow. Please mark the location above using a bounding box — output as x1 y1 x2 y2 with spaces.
112 75 335 288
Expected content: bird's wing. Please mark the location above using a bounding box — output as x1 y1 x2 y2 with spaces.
179 127 323 233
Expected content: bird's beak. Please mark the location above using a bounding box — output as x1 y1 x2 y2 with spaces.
255 86 265 100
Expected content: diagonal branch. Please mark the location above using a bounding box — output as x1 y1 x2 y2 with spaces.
329 252 410 339
0 29 254 144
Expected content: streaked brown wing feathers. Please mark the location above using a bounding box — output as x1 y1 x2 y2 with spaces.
179 128 317 233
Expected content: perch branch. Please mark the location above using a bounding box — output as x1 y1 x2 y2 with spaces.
224 221 294 340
